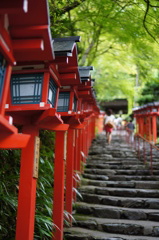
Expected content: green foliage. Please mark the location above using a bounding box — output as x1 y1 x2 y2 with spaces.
0 149 20 239
137 81 159 105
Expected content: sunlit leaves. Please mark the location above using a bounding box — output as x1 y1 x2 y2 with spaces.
49 0 159 110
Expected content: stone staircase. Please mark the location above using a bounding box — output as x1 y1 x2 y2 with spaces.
64 133 159 240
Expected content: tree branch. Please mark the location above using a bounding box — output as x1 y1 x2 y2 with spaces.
81 41 95 66
143 0 158 43
58 0 86 16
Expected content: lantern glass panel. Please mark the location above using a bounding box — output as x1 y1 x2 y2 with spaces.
48 78 57 107
57 92 70 112
11 73 43 104
0 53 6 100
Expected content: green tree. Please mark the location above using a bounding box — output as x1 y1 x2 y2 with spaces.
137 80 159 105
49 0 159 110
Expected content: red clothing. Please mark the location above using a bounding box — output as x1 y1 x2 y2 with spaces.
104 125 113 133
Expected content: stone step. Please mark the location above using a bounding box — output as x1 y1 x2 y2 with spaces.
79 186 159 198
86 163 159 170
83 174 110 181
87 156 142 164
89 146 136 151
85 164 153 170
82 179 159 189
75 202 159 221
72 216 159 237
86 159 159 167
82 174 159 181
84 168 159 176
116 169 159 175
64 227 159 240
108 175 159 181
86 163 142 167
87 156 138 161
79 193 159 209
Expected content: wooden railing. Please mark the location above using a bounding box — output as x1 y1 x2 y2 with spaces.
133 134 159 175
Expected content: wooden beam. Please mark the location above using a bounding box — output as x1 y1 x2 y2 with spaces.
35 108 56 123
38 123 69 131
78 90 90 97
58 66 77 73
59 73 76 80
70 123 84 129
0 133 30 149
12 39 44 51
0 0 28 14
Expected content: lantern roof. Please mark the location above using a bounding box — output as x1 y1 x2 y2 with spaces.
53 41 76 57
53 36 81 42
53 36 80 56
133 101 159 113
78 66 94 81
7 0 54 63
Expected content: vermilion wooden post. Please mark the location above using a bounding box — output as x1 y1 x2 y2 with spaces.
65 128 75 224
138 117 141 135
80 128 84 162
73 129 78 201
86 121 89 156
16 125 39 240
152 115 157 143
80 128 85 172
83 125 87 163
135 116 138 133
143 117 147 138
53 131 66 240
150 116 153 142
91 118 94 143
79 129 83 172
87 119 90 146
77 129 82 172
140 117 144 136
87 120 90 150
148 116 151 141
90 119 92 143
92 117 96 139
145 117 148 139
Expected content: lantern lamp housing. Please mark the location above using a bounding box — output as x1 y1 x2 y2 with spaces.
10 72 58 108
57 92 70 112
11 73 43 105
